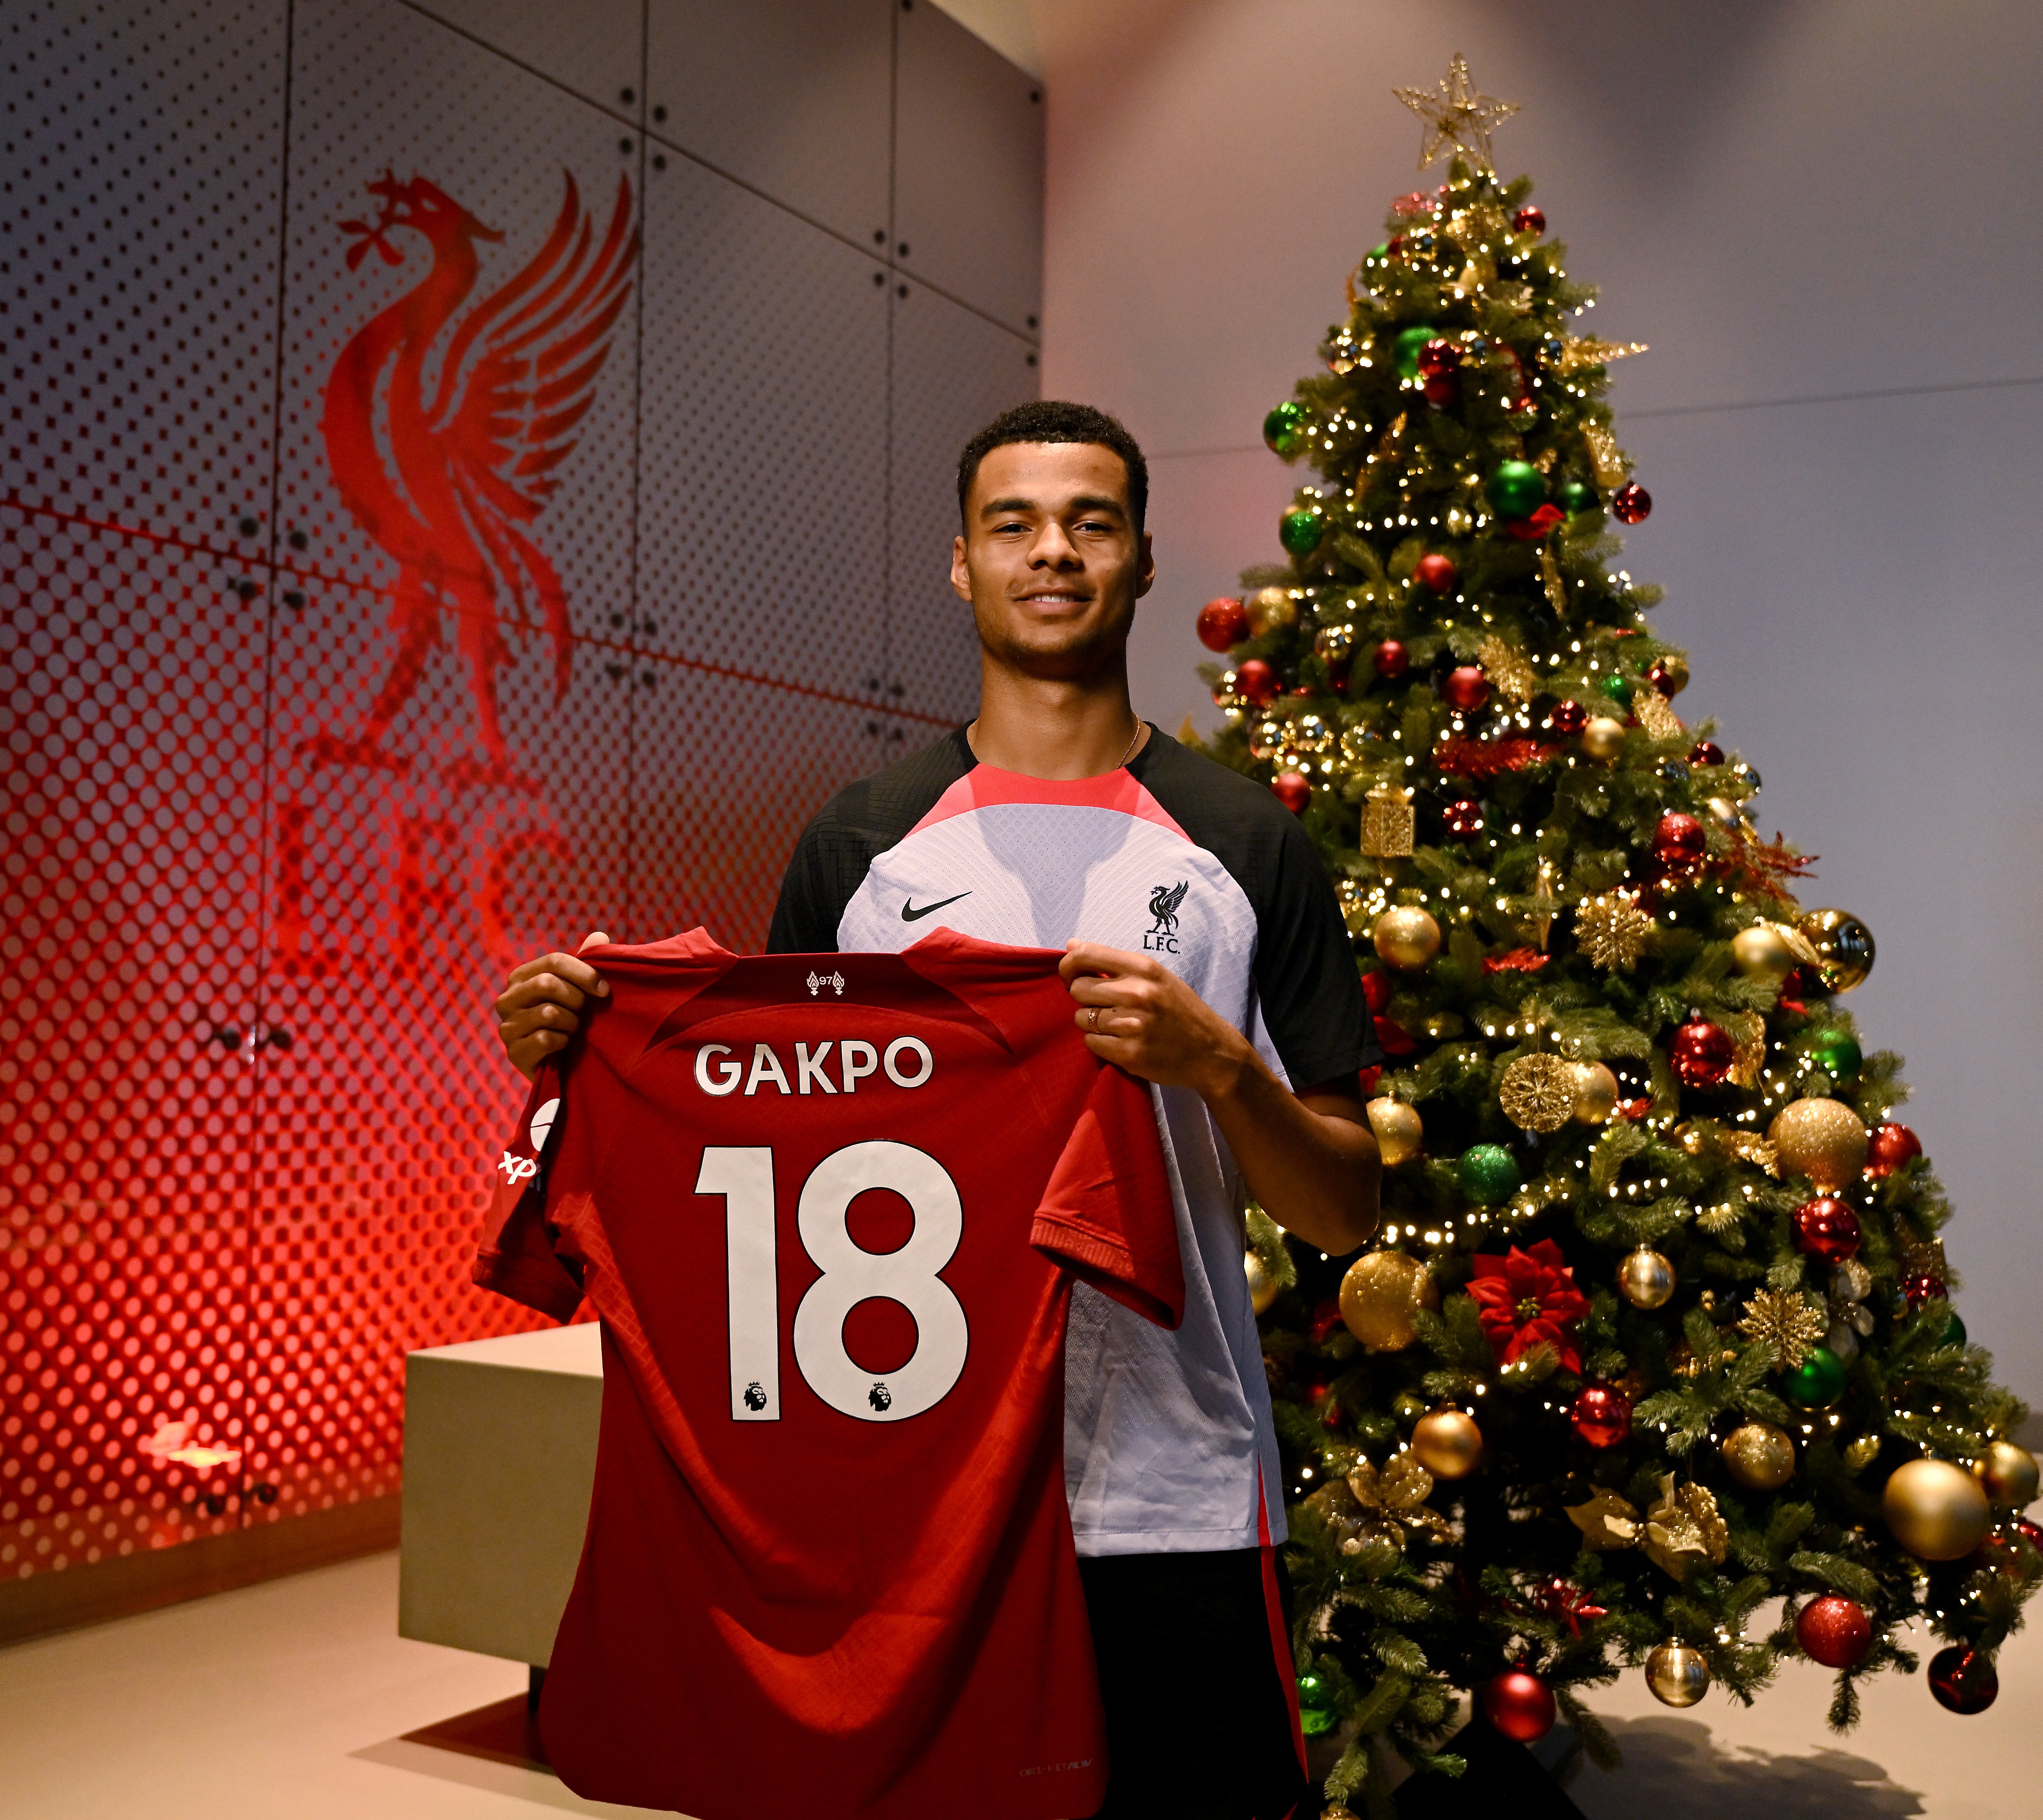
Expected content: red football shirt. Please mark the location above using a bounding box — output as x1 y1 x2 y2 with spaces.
474 928 1182 1820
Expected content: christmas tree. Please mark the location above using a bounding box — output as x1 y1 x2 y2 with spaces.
1197 56 2042 1815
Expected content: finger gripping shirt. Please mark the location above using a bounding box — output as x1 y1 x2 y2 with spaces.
474 927 1182 1820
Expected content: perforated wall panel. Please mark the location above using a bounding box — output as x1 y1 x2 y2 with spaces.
2 0 1040 1591
887 278 1037 720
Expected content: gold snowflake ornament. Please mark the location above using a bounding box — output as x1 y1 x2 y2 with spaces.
1574 892 1655 971
1499 1053 1577 1133
1738 1287 1827 1371
1476 634 1537 703
1393 54 1519 172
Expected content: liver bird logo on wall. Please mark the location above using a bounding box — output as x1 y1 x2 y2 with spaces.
312 171 638 782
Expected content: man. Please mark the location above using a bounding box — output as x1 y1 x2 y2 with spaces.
494 401 1381 1819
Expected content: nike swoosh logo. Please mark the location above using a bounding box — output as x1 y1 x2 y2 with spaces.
901 891 971 922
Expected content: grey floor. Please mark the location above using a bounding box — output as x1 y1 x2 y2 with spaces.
0 1551 2035 1817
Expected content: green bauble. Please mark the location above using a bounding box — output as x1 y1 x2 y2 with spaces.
1945 1308 1968 1348
1785 1345 1847 1408
1555 478 1596 515
1297 1671 1332 1708
1394 324 1439 379
1458 1144 1520 1206
1279 507 1324 555
1599 672 1634 708
1299 1704 1341 1737
1485 460 1546 518
1264 400 1307 457
1812 1029 1863 1079
1297 1672 1338 1733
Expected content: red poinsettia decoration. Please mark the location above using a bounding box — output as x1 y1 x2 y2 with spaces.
1468 1239 1590 1372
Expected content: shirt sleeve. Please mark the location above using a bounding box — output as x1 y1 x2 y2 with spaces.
1030 1063 1184 1329
471 1061 586 1322
765 821 844 955
1252 812 1381 1090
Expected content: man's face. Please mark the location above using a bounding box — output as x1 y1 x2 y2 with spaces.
952 441 1155 680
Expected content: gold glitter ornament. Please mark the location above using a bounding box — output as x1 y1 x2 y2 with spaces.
1580 716 1628 762
1565 1486 1640 1551
1645 1642 1711 1708
1973 1441 2041 1509
1374 905 1441 970
1570 1060 1619 1124
1392 53 1519 171
1360 783 1416 859
1617 1243 1676 1309
1883 1459 1992 1561
1245 586 1295 634
1632 690 1684 742
1738 1288 1828 1371
1721 1422 1797 1491
1367 1097 1425 1166
1582 422 1627 490
1339 1249 1437 1351
1722 1011 1767 1088
1410 1407 1483 1478
1559 337 1649 374
1538 547 1568 614
1575 892 1654 971
1499 1053 1577 1132
1244 1249 1280 1316
1476 634 1537 703
1526 858 1562 950
1768 1098 1868 1191
1642 1475 1729 1581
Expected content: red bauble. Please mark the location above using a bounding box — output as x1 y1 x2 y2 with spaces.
1550 699 1587 735
1647 658 1686 697
1417 338 1461 380
1236 659 1278 705
1443 666 1491 711
1373 639 1411 680
1511 205 1546 236
1442 797 1485 837
1423 374 1458 407
1796 1595 1873 1669
1196 596 1249 652
1414 553 1458 594
1611 482 1652 524
1928 1645 1999 1715
1357 1064 1382 1096
1652 811 1707 871
1361 969 1391 1013
1570 1384 1632 1449
1686 740 1725 768
1865 1122 1923 1178
1669 1017 1735 1089
1481 1670 1556 1742
1902 1269 1949 1308
1271 771 1312 814
1792 1196 1862 1263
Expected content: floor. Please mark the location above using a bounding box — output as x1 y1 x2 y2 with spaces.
0 1552 2036 1818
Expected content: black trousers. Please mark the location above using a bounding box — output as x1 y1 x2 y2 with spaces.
1077 1545 1308 1820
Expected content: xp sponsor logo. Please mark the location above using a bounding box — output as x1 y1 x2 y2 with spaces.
498 1151 538 1185
496 1096 559 1185
1144 880 1187 954
694 1037 935 1096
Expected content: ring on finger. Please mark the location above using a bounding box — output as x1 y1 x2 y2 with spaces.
1087 1006 1100 1033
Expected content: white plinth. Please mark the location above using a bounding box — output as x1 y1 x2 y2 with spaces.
398 1321 603 1666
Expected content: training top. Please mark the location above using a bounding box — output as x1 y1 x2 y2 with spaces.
474 927 1182 1820
769 725 1377 1555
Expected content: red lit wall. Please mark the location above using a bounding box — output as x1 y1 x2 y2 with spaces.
2 0 1040 1589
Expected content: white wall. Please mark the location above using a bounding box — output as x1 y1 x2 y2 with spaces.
1032 0 2043 1400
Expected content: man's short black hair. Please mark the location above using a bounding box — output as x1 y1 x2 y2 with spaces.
956 400 1149 534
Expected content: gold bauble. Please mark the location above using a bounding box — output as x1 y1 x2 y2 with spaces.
1883 1458 1993 1561
1721 1422 1797 1491
1616 1243 1676 1309
1644 1641 1711 1708
1570 1060 1619 1125
1580 716 1627 762
1651 653 1690 695
1973 1441 2041 1510
1373 905 1441 970
1339 1250 1437 1352
1797 907 1875 993
1244 1248 1280 1316
1768 1098 1868 1191
1245 585 1296 634
1410 1407 1482 1479
1366 1096 1424 1167
1499 1053 1577 1132
1732 922 1794 976
1314 623 1357 665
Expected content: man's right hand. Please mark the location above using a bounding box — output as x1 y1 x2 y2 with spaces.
494 932 612 1081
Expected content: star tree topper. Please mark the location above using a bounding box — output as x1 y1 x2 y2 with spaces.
1393 54 1519 172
